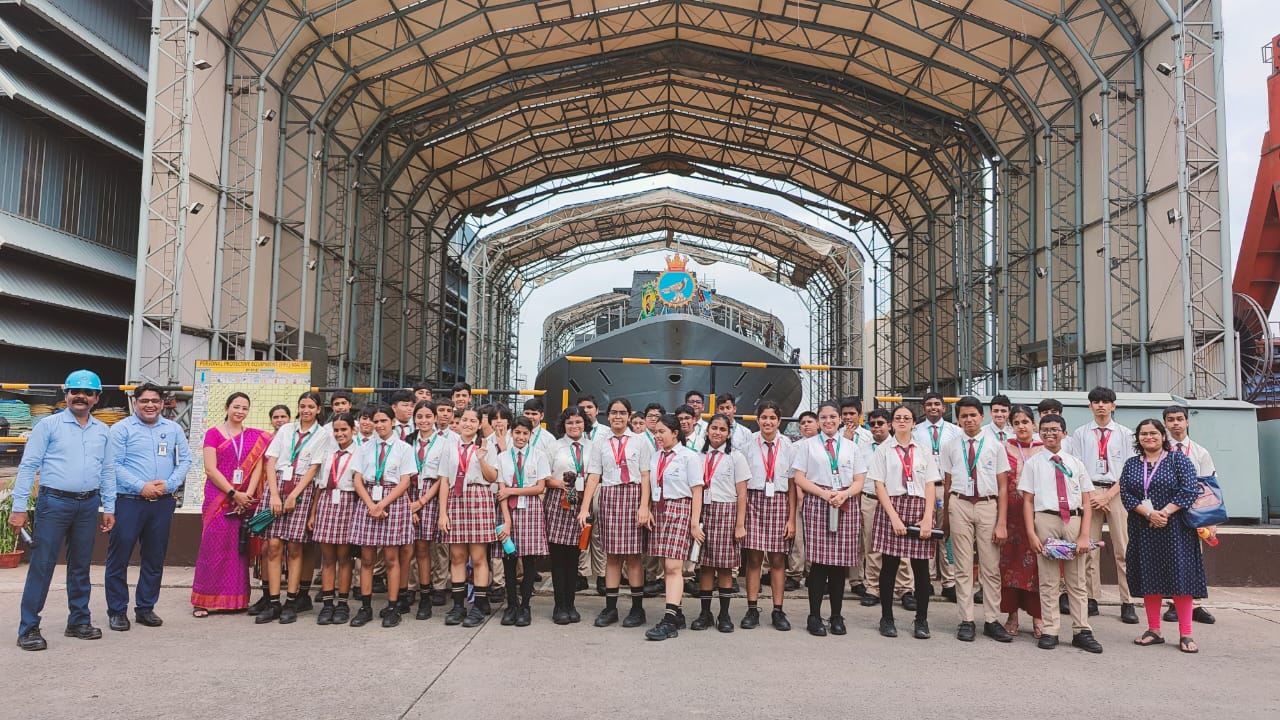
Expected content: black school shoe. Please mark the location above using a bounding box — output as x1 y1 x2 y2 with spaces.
316 605 335 626
332 603 351 624
901 593 917 612
1164 602 1178 623
860 594 880 608
381 607 401 628
1119 603 1139 624
956 621 976 642
500 605 519 626
565 604 582 624
254 604 281 624
108 614 131 632
716 612 734 633
416 598 433 620
828 616 847 636
594 607 619 627
851 583 867 598
740 607 760 629
444 605 467 626
515 605 532 627
771 609 791 631
983 621 1014 643
1193 607 1216 624
1072 630 1103 654
294 593 314 613
622 607 647 628
135 611 163 627
349 606 373 627
940 586 957 603
278 603 298 625
879 618 898 638
1087 598 1100 617
913 619 931 639
64 623 102 640
645 617 679 641
17 627 47 651
248 594 270 616
1038 634 1059 650
690 610 715 631
461 606 487 628
806 615 827 637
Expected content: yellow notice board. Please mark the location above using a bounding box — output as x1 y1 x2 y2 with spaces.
179 360 313 513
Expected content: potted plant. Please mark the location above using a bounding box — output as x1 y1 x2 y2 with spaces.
0 493 30 568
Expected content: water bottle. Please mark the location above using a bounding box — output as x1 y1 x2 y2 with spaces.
688 523 703 563
1197 527 1219 547
19 527 36 548
578 515 594 551
495 523 517 556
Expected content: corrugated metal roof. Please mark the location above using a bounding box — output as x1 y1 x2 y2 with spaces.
0 257 131 319
19 0 146 80
0 66 141 160
0 17 144 122
0 211 135 280
0 310 126 359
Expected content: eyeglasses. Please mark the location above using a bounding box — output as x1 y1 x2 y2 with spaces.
645 412 662 419
68 389 100 398
607 409 629 416
135 398 162 405
868 420 888 427
1039 427 1063 435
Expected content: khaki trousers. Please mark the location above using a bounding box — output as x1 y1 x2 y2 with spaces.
948 497 1001 623
1086 489 1131 603
1034 513 1090 636
861 494 911 596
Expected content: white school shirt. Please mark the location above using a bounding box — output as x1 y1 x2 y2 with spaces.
866 436 941 498
496 445 551 509
584 424 603 442
552 436 592 479
355 436 415 486
411 432 453 490
684 419 708 450
912 419 962 460
1016 449 1095 512
526 426 558 462
701 445 750 503
266 422 333 478
1170 437 1214 476
649 444 703 501
941 432 1012 497
438 439 499 487
437 427 461 443
391 420 414 442
725 422 753 452
789 432 867 490
1068 419 1134 485
744 432 794 492
845 424 875 450
315 444 360 492
981 422 1013 445
586 431 652 487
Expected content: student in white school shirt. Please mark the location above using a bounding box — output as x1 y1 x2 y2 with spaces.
521 398 558 462
715 394 754 450
856 408 914 610
840 397 875 596
982 394 1014 444
940 397 1013 643
1161 404 1217 625
1068 386 1139 625
912 391 962 601
1018 413 1102 654
741 400 797 631
684 390 709 449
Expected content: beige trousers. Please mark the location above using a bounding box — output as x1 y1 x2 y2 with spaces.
1034 513 1091 636
948 497 1001 623
1086 489 1131 603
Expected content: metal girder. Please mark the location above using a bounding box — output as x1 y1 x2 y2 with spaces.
1101 79 1149 392
999 145 1038 390
1175 0 1235 399
129 0 196 383
1045 125 1086 392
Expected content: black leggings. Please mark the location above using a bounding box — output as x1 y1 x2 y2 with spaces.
548 543 581 607
880 555 932 621
502 555 539 605
806 563 848 618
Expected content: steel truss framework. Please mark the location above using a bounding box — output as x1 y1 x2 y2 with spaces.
125 1 1237 402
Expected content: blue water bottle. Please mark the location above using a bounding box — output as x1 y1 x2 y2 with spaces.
495 523 517 556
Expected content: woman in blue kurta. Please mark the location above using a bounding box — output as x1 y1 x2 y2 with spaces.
1120 418 1207 653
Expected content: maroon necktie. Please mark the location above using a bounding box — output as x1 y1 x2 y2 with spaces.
967 439 978 497
1051 455 1070 523
509 450 523 510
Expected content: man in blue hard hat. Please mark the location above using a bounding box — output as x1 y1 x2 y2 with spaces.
9 370 117 651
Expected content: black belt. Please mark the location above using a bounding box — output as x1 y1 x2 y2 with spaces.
950 492 998 501
1039 509 1083 517
43 487 99 500
117 493 169 502
1092 480 1115 488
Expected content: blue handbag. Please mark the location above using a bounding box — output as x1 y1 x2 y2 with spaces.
1185 474 1228 528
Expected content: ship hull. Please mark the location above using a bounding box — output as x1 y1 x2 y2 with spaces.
535 314 803 422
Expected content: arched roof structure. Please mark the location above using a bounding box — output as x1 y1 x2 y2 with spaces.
130 0 1236 401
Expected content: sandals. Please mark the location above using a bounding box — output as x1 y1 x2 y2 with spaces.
1003 619 1019 637
192 607 210 618
1134 629 1165 646
1179 636 1199 653
1033 620 1044 639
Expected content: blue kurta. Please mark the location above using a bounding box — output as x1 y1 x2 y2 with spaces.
1119 451 1207 598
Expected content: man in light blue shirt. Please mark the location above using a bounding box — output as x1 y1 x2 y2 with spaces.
104 382 191 632
9 370 116 651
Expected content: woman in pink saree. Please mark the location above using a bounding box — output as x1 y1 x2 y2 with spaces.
191 392 272 615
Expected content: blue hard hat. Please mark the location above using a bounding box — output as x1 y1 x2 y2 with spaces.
63 370 103 392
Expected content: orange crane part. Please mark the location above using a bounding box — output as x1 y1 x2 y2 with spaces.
1233 34 1280 314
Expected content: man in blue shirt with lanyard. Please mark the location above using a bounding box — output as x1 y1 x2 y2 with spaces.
104 382 192 631
9 370 116 651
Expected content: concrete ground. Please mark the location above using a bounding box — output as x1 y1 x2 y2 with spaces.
2 566 1278 719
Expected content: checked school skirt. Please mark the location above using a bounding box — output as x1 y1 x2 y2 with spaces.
698 501 740 569
543 488 582 546
491 497 549 558
872 494 935 560
347 485 413 547
311 488 358 545
598 483 645 555
743 489 790 554
801 492 859 566
649 497 692 560
443 483 497 544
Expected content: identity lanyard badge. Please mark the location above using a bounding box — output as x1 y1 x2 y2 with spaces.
510 448 528 510
230 429 246 487
417 434 438 491
758 438 779 498
370 443 390 502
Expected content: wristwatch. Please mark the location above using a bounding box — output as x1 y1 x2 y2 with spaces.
226 487 237 499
